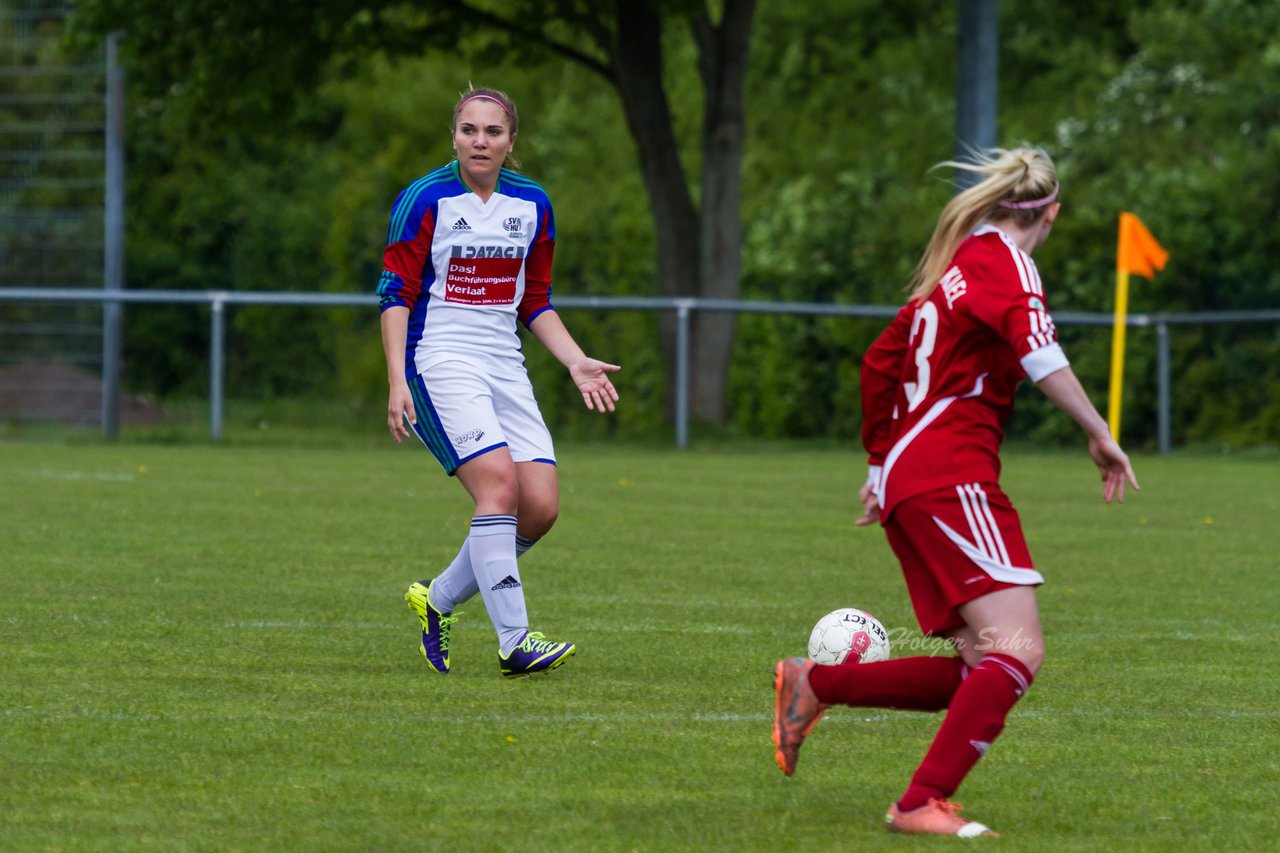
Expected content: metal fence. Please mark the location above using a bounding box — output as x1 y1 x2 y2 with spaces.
2 286 1278 451
1 4 124 433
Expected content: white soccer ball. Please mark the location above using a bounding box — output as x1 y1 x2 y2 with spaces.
807 608 890 665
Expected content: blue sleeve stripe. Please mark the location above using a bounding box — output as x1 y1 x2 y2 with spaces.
377 270 409 308
499 169 541 188
387 166 455 244
498 169 550 197
376 269 403 297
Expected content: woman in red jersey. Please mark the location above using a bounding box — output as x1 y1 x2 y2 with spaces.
772 147 1138 837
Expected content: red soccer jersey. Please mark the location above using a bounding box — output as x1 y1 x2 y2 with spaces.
861 225 1070 518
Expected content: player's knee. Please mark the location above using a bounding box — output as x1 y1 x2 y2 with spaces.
521 497 559 538
1006 639 1044 676
976 630 1044 675
478 479 519 515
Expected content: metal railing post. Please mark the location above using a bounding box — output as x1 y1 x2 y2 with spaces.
675 299 693 449
210 295 227 442
101 31 126 440
1156 320 1171 454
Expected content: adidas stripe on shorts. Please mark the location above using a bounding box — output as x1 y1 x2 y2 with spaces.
884 482 1044 636
406 359 556 475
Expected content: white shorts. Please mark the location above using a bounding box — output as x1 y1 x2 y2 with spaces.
407 360 555 475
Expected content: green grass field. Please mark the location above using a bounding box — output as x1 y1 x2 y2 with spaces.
2 440 1278 851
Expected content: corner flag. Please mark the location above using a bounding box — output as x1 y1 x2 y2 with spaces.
1117 212 1169 279
1108 212 1168 441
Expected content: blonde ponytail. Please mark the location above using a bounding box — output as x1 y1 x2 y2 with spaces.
907 147 1059 302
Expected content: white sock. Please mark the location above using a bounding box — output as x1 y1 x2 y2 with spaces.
428 541 477 614
468 514 528 654
431 532 537 614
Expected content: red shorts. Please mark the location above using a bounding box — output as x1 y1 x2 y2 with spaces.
884 482 1043 636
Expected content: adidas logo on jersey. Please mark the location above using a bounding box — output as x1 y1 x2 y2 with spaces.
452 217 471 231
491 575 522 591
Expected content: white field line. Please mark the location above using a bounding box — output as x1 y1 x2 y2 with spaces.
14 617 763 634
13 615 1272 646
3 707 1276 724
224 620 753 633
378 705 1215 721
12 468 136 482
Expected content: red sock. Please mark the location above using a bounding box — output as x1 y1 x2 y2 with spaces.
897 653 1034 813
808 655 967 711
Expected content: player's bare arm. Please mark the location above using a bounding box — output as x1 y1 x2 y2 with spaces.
379 305 416 442
528 310 621 412
1036 366 1138 502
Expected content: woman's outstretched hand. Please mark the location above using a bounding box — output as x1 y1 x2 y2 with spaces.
1088 434 1139 503
570 359 621 413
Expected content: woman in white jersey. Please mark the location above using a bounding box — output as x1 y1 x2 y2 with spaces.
377 86 620 678
772 148 1138 836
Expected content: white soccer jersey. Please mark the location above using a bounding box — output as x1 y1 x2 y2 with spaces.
377 162 556 379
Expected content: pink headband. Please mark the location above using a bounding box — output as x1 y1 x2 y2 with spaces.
998 182 1059 209
455 94 512 120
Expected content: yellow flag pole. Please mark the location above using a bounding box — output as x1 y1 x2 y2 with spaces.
1107 267 1130 441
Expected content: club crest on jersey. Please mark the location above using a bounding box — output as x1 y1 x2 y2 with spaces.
502 216 525 239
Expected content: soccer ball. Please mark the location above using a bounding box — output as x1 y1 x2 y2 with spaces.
807 608 890 664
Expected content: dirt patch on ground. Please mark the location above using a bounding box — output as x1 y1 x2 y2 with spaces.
0 362 165 426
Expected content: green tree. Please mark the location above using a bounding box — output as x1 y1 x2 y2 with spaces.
58 0 1280 447
734 0 1280 448
68 0 758 425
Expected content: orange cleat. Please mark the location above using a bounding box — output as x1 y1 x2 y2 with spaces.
885 798 999 838
771 657 825 776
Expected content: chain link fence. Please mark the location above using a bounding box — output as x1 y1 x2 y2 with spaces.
0 1 106 419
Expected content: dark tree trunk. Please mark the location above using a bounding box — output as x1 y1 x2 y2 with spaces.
691 0 755 423
610 1 700 305
608 1 702 420
607 0 756 425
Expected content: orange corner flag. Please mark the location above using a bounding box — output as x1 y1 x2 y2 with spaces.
1108 212 1168 441
1117 212 1168 278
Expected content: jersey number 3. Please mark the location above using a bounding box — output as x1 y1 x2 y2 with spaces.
903 301 939 413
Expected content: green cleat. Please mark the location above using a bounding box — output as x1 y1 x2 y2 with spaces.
499 631 575 678
405 579 457 674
